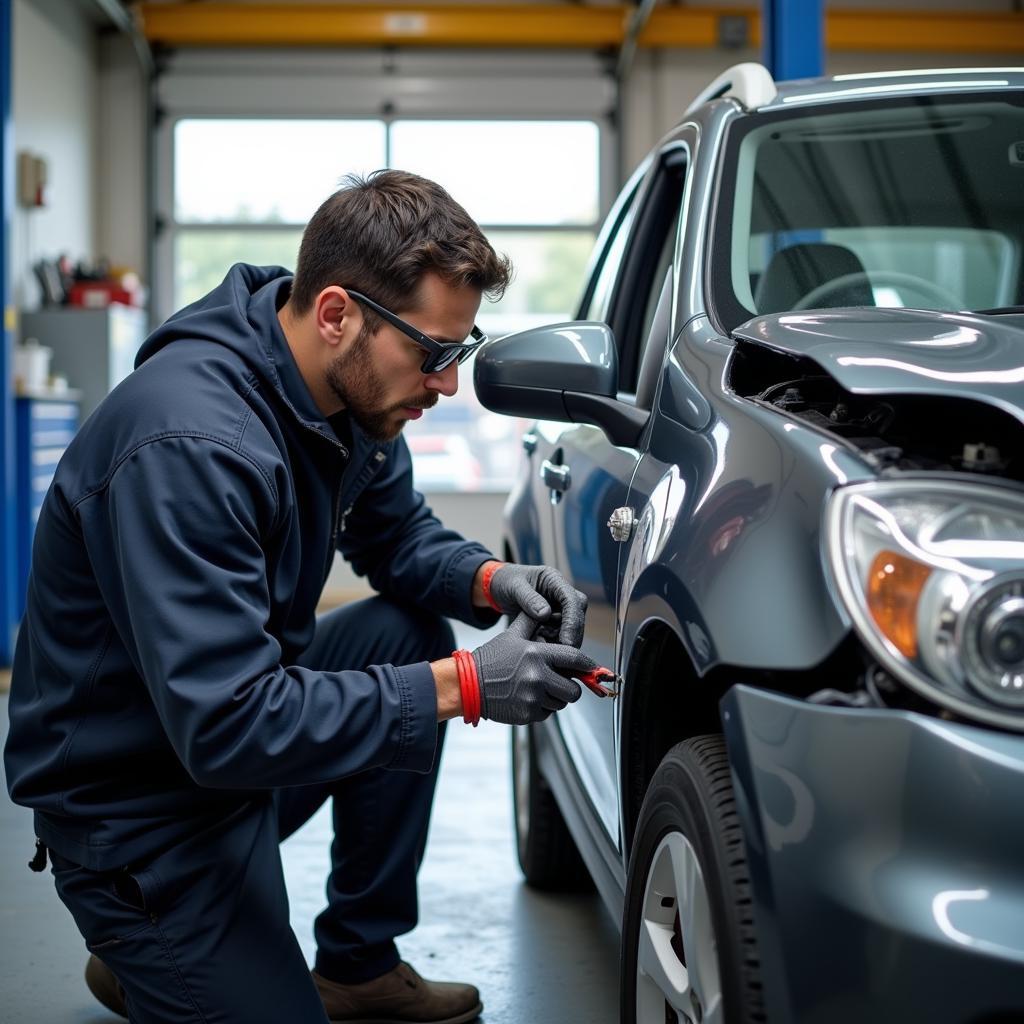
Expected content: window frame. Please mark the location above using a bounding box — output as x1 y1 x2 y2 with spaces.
153 54 617 493
154 50 618 324
158 112 609 322
597 142 690 398
576 156 650 324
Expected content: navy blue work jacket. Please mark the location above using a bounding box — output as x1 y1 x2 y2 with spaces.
4 265 495 870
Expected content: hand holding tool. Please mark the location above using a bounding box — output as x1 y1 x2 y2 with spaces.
482 563 588 647
453 612 597 726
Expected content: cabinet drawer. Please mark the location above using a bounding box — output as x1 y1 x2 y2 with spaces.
14 396 80 623
30 402 79 424
30 426 76 447
32 444 67 468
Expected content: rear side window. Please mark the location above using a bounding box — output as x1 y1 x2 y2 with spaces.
608 145 689 396
583 209 636 324
578 162 646 323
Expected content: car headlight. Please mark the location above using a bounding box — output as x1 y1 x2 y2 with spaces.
825 478 1024 731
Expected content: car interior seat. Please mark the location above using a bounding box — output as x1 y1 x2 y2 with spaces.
753 242 875 314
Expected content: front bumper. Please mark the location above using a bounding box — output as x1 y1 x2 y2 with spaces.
722 685 1024 1024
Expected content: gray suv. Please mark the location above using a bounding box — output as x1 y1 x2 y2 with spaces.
475 64 1024 1023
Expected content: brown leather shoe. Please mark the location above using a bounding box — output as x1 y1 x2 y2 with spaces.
313 961 482 1024
85 954 128 1018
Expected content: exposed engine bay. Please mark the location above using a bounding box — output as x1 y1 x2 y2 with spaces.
731 342 1024 481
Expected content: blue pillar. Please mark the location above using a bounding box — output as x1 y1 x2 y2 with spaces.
1 0 15 664
762 0 824 82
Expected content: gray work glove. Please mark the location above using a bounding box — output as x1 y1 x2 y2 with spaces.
472 612 597 725
487 563 588 648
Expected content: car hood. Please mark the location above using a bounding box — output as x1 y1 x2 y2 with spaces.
732 307 1024 424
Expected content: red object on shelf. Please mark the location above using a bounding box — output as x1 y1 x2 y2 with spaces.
68 281 137 309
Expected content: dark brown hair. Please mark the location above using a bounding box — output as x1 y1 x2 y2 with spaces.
290 170 512 323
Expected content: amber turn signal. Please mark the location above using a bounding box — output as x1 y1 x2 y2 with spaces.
866 550 932 658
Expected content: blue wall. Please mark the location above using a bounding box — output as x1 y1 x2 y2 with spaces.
1 0 16 665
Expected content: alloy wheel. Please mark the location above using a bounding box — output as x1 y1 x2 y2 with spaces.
636 831 724 1024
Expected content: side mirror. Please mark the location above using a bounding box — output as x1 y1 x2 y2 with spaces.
474 322 648 447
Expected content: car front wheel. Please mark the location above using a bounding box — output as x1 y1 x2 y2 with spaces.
620 735 764 1024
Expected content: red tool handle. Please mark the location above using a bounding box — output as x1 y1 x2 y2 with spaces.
578 667 619 698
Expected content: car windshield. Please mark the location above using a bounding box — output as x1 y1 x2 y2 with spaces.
712 92 1024 331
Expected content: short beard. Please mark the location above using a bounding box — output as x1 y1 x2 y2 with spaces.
324 323 436 442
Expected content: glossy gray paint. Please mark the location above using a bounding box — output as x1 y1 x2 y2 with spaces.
618 314 877 678
548 420 636 843
489 66 1024 1023
734 308 1024 425
475 321 618 399
475 323 649 447
723 685 1024 1022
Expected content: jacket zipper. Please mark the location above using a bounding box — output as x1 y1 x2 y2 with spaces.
336 450 388 539
323 449 388 580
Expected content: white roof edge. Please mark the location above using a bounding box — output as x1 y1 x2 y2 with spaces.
686 62 778 114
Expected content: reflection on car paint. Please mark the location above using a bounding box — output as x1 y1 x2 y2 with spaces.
486 66 1024 1023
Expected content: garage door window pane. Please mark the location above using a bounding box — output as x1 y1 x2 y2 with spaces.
176 229 303 308
391 120 599 225
169 117 602 493
175 120 386 224
478 230 595 338
403 228 595 492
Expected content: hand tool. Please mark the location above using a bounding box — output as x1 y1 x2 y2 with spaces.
577 667 620 699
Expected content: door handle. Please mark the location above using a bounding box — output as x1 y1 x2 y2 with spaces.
541 459 571 493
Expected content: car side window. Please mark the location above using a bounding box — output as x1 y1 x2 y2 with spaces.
577 160 649 323
609 144 689 398
583 211 636 323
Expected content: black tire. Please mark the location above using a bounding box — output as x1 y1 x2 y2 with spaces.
510 723 593 891
620 735 764 1024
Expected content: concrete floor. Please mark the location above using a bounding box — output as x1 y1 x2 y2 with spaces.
0 621 621 1023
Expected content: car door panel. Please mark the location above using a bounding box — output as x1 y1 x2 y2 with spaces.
546 422 639 846
544 140 692 849
508 420 566 567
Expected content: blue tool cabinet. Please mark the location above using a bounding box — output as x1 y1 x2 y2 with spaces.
14 395 79 621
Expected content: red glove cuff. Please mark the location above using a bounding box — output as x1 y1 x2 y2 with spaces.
480 561 504 613
453 649 481 727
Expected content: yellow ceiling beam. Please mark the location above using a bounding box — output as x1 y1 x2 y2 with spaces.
639 7 761 49
137 4 1023 55
827 11 1024 54
137 4 627 48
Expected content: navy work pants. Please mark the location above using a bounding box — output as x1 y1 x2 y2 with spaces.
49 597 455 1023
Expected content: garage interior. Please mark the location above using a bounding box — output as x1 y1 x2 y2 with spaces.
1 2 1021 1022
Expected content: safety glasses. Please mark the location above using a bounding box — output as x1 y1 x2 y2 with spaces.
344 289 488 374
